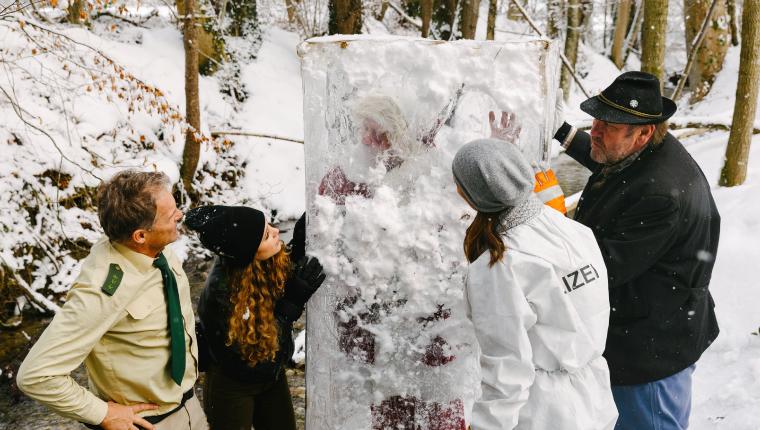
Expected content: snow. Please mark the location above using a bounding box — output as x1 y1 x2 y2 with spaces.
234 27 306 219
0 1 758 428
684 132 760 430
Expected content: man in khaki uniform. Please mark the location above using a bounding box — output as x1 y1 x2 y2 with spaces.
17 170 208 430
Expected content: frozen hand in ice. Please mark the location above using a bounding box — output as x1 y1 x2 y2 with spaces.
489 110 521 144
318 167 372 205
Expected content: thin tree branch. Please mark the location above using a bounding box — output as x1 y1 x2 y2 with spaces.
0 85 101 178
92 10 156 28
387 1 421 29
671 0 719 100
210 130 304 143
508 0 591 98
0 256 60 315
621 0 644 65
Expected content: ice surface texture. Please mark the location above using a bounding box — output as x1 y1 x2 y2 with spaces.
300 36 560 430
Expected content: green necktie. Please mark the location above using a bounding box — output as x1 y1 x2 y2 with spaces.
153 253 185 386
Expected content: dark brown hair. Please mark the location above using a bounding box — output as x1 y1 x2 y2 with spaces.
97 170 170 242
464 210 507 267
226 247 290 366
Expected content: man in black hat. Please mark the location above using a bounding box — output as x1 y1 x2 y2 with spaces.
553 71 720 429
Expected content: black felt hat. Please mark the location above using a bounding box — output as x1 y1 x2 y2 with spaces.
184 205 266 266
580 71 677 125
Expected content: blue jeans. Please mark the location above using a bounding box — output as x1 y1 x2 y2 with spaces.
612 365 695 430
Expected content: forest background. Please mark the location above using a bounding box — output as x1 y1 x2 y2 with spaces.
0 0 758 428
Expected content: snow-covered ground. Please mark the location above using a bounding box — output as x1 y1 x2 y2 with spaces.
0 1 758 427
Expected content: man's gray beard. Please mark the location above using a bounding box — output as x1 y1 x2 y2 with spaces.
589 144 610 164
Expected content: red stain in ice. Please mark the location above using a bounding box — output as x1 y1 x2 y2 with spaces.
371 396 465 430
421 335 455 367
337 314 377 364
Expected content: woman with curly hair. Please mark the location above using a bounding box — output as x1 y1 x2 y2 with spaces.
185 206 325 430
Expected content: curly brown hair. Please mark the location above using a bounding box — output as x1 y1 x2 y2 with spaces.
226 246 291 366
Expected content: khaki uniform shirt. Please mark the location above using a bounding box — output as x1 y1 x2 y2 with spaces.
17 236 199 425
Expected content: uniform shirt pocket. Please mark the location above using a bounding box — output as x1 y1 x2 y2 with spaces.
125 286 165 322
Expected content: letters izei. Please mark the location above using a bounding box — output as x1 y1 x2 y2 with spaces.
562 264 600 293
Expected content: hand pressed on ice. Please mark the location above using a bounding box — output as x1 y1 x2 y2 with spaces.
287 256 326 306
100 401 158 430
488 110 521 144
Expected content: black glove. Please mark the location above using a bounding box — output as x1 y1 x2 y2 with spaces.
289 256 326 306
276 256 326 322
288 212 306 263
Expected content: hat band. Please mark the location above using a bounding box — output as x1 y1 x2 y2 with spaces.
598 93 662 119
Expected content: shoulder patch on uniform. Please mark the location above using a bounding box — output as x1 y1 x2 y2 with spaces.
101 263 123 296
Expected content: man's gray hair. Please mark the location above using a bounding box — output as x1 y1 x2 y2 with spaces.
97 170 171 242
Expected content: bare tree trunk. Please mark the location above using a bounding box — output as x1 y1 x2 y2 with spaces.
67 0 87 25
421 0 433 37
622 1 644 64
459 0 479 39
726 0 739 46
547 0 565 39
579 0 593 41
560 0 582 101
329 0 363 34
432 0 458 39
377 0 389 20
228 0 258 36
610 0 632 68
507 0 523 20
180 0 202 200
177 0 226 75
720 0 760 186
486 0 497 40
684 0 730 103
285 0 296 23
640 0 669 84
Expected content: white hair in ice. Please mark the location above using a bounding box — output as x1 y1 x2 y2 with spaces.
352 95 420 160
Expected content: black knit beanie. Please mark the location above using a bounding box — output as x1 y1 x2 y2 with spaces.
184 205 266 266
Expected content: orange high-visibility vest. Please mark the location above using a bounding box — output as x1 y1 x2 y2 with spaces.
534 168 567 214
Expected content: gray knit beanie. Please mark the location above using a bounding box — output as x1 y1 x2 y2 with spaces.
452 138 535 213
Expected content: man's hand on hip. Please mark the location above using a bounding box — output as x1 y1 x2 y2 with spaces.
100 401 158 430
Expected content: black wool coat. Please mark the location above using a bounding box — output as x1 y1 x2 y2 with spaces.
197 258 298 385
563 128 720 385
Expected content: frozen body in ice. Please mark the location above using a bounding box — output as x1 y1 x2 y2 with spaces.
318 92 470 429
300 36 561 430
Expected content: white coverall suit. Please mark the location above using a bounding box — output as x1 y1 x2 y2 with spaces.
466 206 618 430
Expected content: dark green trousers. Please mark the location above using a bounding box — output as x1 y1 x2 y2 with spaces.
202 365 297 430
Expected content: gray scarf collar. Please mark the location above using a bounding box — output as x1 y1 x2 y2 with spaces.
600 145 647 178
498 194 543 233
592 145 648 190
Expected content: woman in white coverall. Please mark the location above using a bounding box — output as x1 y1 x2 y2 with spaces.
451 138 618 430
